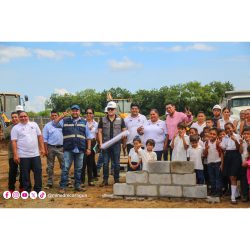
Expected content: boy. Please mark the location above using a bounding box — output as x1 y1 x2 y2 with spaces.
204 128 223 196
171 122 189 161
128 137 142 171
187 135 204 184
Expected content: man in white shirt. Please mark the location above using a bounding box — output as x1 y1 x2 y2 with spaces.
11 111 45 193
124 103 147 153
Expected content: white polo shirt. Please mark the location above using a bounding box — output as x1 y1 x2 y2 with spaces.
143 119 167 151
129 148 141 163
124 114 147 145
11 121 42 158
220 133 241 150
191 122 206 135
207 140 221 164
187 145 204 170
170 134 190 161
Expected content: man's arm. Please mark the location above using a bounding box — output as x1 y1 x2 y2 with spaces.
38 135 46 157
98 128 103 147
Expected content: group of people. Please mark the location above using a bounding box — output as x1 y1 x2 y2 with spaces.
4 101 250 204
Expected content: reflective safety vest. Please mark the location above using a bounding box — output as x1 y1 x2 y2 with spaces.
62 117 87 151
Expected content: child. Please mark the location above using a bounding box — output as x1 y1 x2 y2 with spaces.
220 122 242 204
189 127 203 147
187 135 204 184
204 128 223 197
136 139 157 171
240 127 250 201
206 118 214 128
191 111 206 135
128 137 142 171
218 129 226 142
171 122 189 161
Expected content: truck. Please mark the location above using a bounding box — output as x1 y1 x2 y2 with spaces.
220 90 250 120
0 92 28 139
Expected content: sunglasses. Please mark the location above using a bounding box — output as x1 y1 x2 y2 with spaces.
108 108 115 111
86 112 93 115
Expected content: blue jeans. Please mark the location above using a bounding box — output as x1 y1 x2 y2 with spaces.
102 142 121 181
60 151 84 189
195 169 205 184
97 151 115 171
207 162 222 194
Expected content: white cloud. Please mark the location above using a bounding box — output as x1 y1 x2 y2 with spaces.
0 45 31 63
108 57 142 71
54 88 69 95
186 43 215 51
25 96 47 112
102 42 123 47
84 49 106 56
33 49 75 59
81 42 94 47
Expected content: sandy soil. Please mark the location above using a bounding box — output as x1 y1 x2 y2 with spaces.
0 148 250 208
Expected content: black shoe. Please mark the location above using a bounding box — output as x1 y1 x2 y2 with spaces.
44 184 53 189
241 196 249 202
75 187 86 192
99 181 108 187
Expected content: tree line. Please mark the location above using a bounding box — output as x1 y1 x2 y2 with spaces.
43 81 234 117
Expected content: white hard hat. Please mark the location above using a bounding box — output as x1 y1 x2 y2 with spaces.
104 107 108 113
107 101 117 109
15 105 24 111
212 104 222 110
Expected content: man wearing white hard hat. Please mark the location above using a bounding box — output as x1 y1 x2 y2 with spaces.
98 101 126 186
212 104 222 128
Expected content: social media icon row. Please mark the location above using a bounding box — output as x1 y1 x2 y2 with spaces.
3 191 46 200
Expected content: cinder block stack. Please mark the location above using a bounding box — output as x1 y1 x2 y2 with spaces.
113 161 207 199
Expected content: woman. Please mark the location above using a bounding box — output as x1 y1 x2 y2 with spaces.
240 109 250 135
137 109 168 160
81 107 98 186
217 107 238 130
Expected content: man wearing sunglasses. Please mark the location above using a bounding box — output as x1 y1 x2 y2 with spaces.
11 111 45 193
98 101 126 186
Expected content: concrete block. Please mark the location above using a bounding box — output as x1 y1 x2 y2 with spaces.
206 196 221 203
113 183 135 196
102 194 124 199
170 161 195 174
149 173 171 185
126 171 148 184
172 173 196 185
183 185 207 198
159 186 182 197
147 161 170 173
125 197 145 201
136 185 158 196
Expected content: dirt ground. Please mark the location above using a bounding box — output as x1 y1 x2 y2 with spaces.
0 147 250 208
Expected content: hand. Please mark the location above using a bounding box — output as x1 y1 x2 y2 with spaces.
14 155 20 165
239 139 243 145
86 149 91 156
185 107 192 117
137 126 144 135
40 149 46 157
62 111 69 117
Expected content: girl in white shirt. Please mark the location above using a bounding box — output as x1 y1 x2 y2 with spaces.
191 111 206 135
217 107 238 130
171 122 189 161
220 122 242 204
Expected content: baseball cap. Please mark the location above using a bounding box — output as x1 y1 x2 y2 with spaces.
104 107 108 113
212 104 222 110
107 101 117 109
71 104 80 110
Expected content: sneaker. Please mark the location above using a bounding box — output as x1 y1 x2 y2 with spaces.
59 188 65 194
44 184 53 190
75 187 86 192
67 183 74 188
231 199 237 205
99 180 109 187
81 184 86 188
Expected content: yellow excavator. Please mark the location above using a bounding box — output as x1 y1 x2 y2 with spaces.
106 92 132 119
0 92 28 139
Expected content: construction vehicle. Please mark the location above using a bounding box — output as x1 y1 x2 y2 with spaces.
0 92 28 139
106 92 132 119
220 90 250 120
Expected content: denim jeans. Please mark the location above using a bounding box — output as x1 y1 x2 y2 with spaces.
60 151 84 189
97 151 115 171
195 169 205 184
207 162 222 193
155 151 163 161
8 158 23 191
20 156 42 193
102 142 121 181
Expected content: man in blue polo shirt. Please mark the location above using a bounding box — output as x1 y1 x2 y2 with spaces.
43 110 64 189
53 105 92 193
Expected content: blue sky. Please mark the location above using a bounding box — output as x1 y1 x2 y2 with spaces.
0 42 250 111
